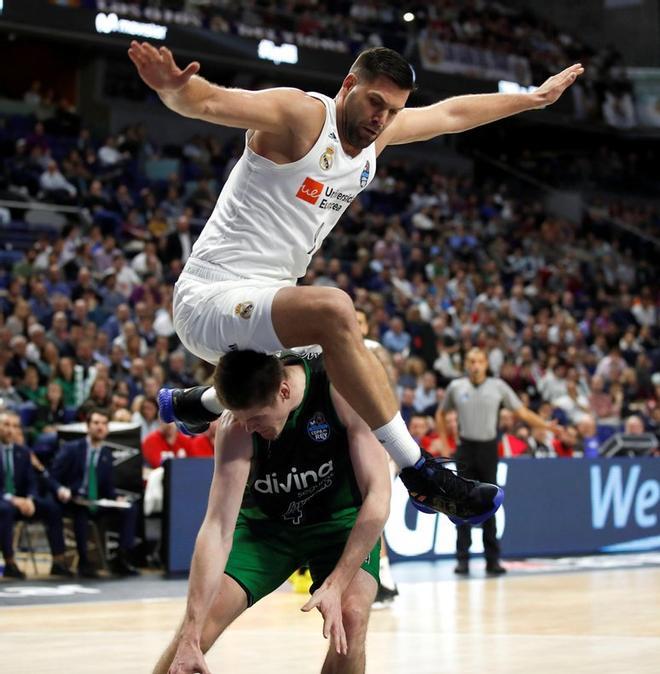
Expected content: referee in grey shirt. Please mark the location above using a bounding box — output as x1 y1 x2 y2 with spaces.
436 347 558 575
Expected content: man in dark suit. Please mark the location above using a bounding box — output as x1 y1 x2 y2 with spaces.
161 212 192 266
0 410 71 579
50 408 140 578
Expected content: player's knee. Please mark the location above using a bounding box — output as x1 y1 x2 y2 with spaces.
341 603 369 643
314 290 359 344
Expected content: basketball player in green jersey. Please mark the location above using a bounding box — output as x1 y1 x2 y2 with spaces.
154 349 391 674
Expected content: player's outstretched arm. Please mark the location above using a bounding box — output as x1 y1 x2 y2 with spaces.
167 414 251 674
128 41 316 133
301 387 391 655
382 63 584 146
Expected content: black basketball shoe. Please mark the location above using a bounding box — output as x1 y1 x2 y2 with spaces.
158 386 220 436
372 582 399 609
399 451 504 526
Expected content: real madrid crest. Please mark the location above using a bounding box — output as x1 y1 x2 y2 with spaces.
319 146 335 171
234 302 254 320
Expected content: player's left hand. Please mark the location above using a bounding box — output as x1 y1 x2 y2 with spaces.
301 581 348 655
533 63 585 108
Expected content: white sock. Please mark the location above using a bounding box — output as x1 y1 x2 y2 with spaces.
201 387 223 414
373 413 422 468
379 556 396 591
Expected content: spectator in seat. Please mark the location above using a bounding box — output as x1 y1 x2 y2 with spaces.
17 364 46 406
624 415 646 436
34 381 67 435
589 374 622 423
382 316 411 355
39 160 77 204
577 415 600 458
142 421 192 469
595 346 627 384
49 408 139 578
553 380 591 425
0 411 71 579
414 371 438 413
161 213 193 266
407 413 438 455
131 396 160 441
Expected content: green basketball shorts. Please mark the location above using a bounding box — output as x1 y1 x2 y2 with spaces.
224 510 381 606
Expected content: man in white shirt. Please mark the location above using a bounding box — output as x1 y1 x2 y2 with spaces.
40 160 76 200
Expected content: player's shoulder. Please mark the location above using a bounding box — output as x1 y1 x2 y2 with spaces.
271 88 325 118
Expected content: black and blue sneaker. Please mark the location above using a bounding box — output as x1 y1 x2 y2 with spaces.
157 386 219 436
399 451 504 526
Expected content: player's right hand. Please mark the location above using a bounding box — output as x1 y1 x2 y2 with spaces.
301 581 348 655
128 41 200 92
168 640 212 674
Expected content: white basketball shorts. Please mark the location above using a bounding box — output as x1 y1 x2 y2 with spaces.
173 259 294 364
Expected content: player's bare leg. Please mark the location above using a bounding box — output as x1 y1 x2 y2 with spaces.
320 569 376 674
159 286 504 523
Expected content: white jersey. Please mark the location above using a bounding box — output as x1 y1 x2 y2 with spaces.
188 92 376 283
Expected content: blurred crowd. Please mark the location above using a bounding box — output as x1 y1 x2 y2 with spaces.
0 112 657 472
64 1 639 126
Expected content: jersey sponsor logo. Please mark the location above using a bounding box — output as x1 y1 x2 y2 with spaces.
318 186 355 212
253 461 334 494
360 160 370 187
296 177 325 205
319 146 335 170
307 412 331 442
282 476 333 525
234 301 254 319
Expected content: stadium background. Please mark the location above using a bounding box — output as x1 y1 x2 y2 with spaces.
0 0 658 620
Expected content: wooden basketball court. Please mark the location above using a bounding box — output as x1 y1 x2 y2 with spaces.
1 562 658 674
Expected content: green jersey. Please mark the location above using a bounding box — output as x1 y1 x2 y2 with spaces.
240 352 362 526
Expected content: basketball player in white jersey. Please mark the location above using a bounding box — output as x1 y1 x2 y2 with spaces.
128 41 582 522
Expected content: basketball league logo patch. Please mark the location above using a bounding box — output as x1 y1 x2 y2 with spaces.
307 412 331 442
360 160 370 188
234 302 254 320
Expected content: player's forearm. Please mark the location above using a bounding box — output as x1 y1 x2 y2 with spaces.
180 520 232 642
326 493 389 593
437 93 540 133
158 76 218 120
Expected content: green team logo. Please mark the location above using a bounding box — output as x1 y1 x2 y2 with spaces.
307 412 330 442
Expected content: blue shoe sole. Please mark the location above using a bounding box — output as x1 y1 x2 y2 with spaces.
411 486 505 525
157 388 197 437
157 388 175 423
